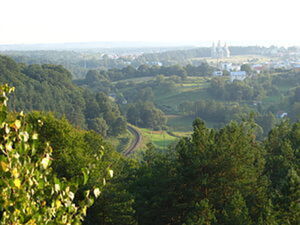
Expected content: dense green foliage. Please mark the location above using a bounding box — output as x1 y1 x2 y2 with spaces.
0 55 126 136
2 51 133 79
24 111 132 225
178 100 277 135
1 52 300 225
121 76 178 104
76 63 215 85
0 85 102 224
96 118 298 225
126 101 167 130
178 100 245 124
3 98 299 224
128 119 268 224
208 77 265 101
2 48 215 80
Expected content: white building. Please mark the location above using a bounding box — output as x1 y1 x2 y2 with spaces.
276 111 288 119
220 62 233 71
212 71 223 76
230 71 247 82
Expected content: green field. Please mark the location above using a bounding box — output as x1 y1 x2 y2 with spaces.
154 77 213 111
158 88 211 105
153 76 222 131
167 115 195 132
167 115 220 132
172 131 192 137
262 95 282 105
139 128 178 150
113 76 155 84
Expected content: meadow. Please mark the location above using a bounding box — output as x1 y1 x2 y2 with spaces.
139 128 178 149
154 76 213 112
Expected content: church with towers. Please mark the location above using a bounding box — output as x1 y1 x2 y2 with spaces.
211 41 230 58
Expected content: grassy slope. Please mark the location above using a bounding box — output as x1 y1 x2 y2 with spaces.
167 114 220 132
167 115 195 132
112 76 155 84
155 73 296 132
154 77 213 111
153 76 224 132
139 128 178 150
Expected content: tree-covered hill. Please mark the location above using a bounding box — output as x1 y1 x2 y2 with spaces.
0 85 133 224
0 82 299 224
0 55 126 136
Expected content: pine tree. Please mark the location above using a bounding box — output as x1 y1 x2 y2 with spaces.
221 191 252 225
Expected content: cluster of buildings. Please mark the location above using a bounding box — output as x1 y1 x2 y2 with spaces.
212 61 248 82
213 69 247 82
250 60 300 73
213 59 300 82
211 41 247 82
211 42 300 81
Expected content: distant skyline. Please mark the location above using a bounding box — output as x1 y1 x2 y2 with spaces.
1 0 299 46
1 41 300 52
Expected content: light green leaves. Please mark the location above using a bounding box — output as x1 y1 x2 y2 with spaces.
14 120 21 130
40 154 51 169
93 188 101 198
13 178 21 188
82 167 89 185
0 161 8 172
108 169 114 178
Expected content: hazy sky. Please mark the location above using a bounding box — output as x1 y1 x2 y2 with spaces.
1 0 299 45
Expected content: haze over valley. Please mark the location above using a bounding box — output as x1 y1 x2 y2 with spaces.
0 1 299 224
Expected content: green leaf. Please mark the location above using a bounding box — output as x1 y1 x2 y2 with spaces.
0 110 7 124
81 168 89 185
93 188 101 198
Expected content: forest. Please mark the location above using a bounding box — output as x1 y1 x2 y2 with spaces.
0 55 126 137
0 54 299 224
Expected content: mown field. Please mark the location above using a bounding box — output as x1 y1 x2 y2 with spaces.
167 114 220 132
113 76 155 84
154 76 214 112
139 128 178 149
166 115 195 132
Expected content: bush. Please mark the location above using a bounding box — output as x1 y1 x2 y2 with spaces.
0 84 103 224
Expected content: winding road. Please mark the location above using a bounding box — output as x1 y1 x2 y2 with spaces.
123 124 142 156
